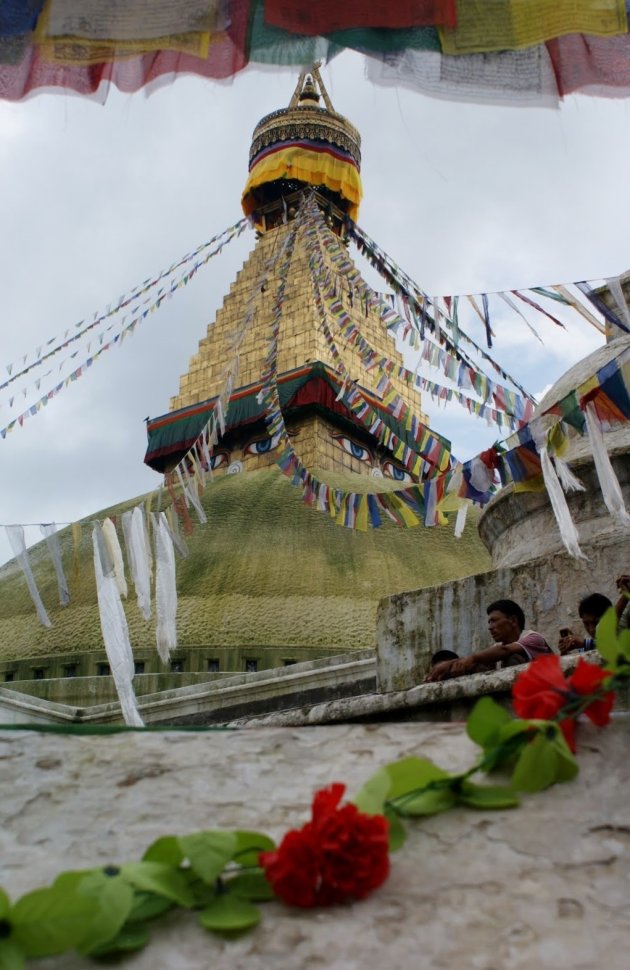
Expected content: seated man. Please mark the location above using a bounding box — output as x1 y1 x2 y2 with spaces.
559 577 630 654
425 599 552 682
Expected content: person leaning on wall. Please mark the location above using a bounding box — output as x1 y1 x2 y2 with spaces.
425 599 553 683
559 574 630 655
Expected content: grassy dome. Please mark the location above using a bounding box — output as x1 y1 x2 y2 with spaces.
0 468 490 661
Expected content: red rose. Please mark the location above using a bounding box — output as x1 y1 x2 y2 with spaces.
512 655 614 752
259 783 390 907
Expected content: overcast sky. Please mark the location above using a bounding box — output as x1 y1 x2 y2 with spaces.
0 50 629 565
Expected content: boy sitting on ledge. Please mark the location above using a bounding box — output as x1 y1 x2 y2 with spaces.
425 599 553 683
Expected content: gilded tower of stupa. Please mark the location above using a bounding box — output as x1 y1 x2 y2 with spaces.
144 68 447 487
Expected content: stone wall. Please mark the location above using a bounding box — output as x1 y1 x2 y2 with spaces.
376 533 628 692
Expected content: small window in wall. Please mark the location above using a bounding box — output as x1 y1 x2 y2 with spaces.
97 663 110 677
4 671 15 683
207 659 220 672
245 659 258 673
62 664 78 678
283 659 297 667
134 661 145 675
170 659 183 673
33 668 46 680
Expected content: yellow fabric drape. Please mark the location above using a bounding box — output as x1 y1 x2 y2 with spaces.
439 0 627 55
242 146 363 222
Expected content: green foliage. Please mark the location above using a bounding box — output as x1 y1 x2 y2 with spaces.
120 862 195 908
0 939 24 970
595 606 630 675
231 831 276 867
456 781 519 810
11 886 100 959
176 833 238 885
88 924 151 958
142 836 185 867
199 895 261 934
71 872 135 956
466 696 512 749
224 873 275 903
510 726 578 793
126 892 174 924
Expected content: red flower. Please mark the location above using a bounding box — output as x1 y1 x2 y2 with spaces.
512 654 569 721
569 658 614 728
512 655 614 752
259 783 389 908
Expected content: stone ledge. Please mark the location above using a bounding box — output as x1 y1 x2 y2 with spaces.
225 653 590 728
1 719 629 970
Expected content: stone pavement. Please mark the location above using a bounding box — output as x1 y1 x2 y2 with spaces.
0 719 628 969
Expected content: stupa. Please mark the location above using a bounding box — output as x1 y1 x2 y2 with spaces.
144 67 447 486
0 70 490 711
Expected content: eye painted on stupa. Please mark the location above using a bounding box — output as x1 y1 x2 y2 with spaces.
208 452 229 470
331 433 374 464
243 430 282 456
382 460 413 483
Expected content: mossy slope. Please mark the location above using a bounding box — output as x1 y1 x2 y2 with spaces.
0 469 490 660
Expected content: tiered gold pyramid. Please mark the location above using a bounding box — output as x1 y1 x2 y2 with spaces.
164 68 430 482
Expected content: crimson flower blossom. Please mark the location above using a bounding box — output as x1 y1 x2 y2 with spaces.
512 655 614 751
259 783 389 907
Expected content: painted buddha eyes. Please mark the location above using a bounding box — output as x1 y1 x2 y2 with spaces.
209 452 228 470
243 430 282 455
382 460 412 484
331 433 373 464
331 432 412 482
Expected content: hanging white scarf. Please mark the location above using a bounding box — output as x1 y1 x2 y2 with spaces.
40 523 70 606
102 517 128 598
153 512 178 664
553 456 585 494
6 525 52 628
584 401 630 528
92 524 143 727
454 502 469 539
537 445 587 560
121 507 152 620
164 505 189 559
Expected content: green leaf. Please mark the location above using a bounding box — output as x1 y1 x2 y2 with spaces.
88 923 150 958
232 831 276 867
457 780 520 810
142 835 185 867
11 887 99 958
121 863 195 908
353 768 391 815
396 786 456 817
126 892 174 925
385 756 451 799
0 890 10 920
225 873 275 902
511 733 559 793
549 730 579 784
0 939 24 970
177 832 237 885
595 606 626 667
467 696 512 748
384 809 406 852
199 895 261 934
75 875 135 956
